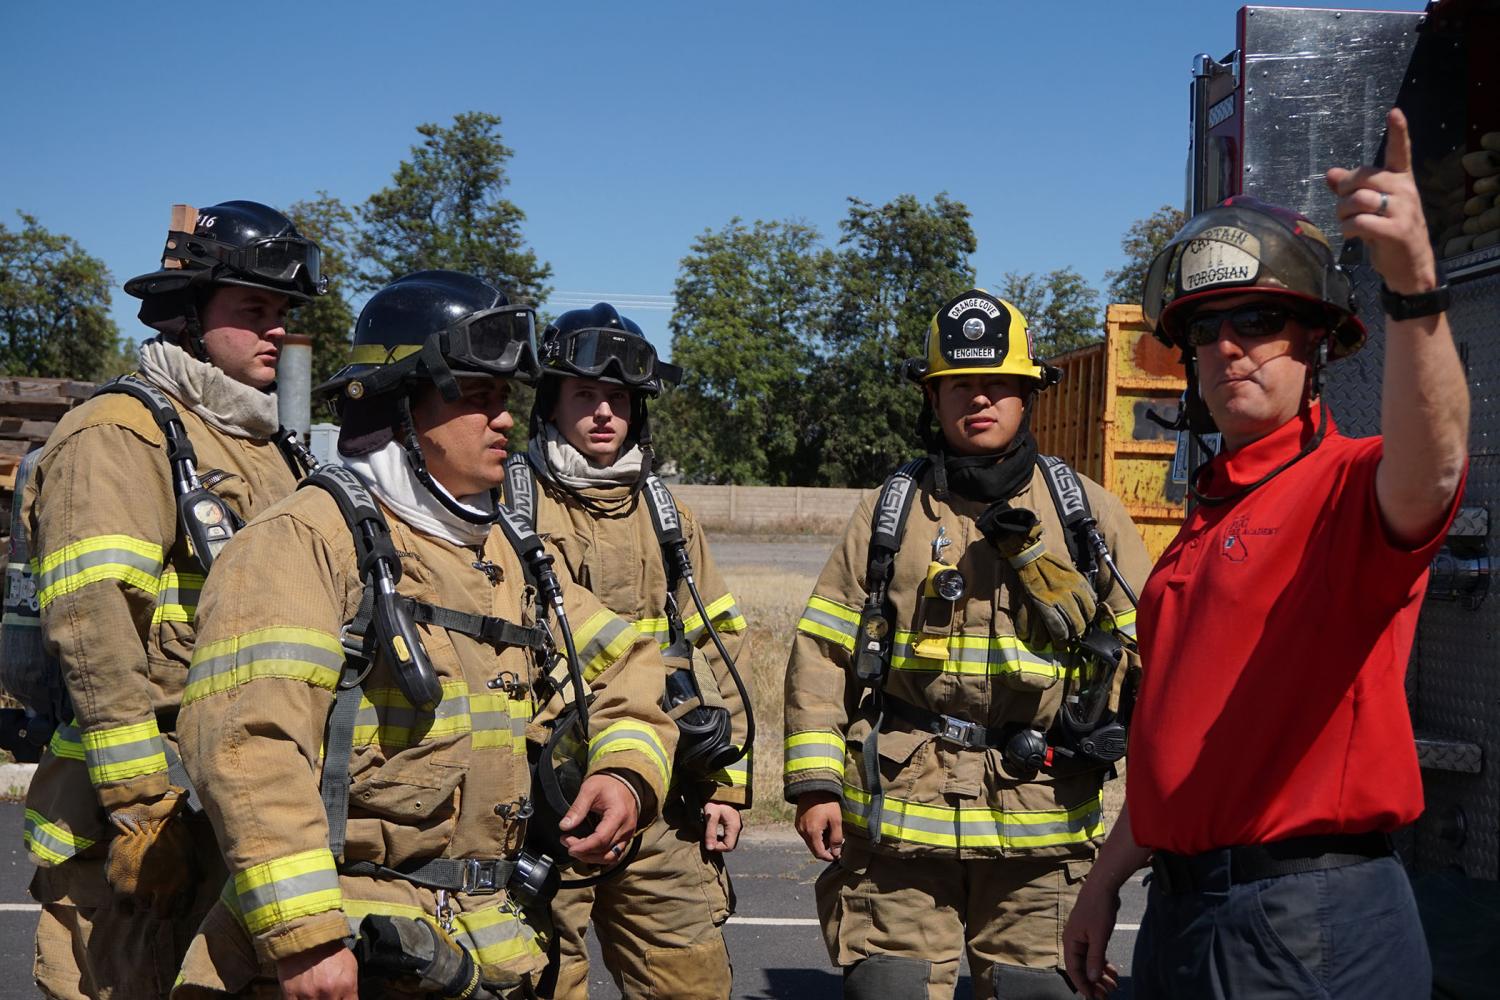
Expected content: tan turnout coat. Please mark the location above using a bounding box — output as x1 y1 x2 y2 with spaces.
783 463 1151 860
173 479 678 990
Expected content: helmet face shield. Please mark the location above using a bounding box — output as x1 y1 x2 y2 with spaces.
167 231 326 298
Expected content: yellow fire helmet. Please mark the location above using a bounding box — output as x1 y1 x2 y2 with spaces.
904 289 1057 387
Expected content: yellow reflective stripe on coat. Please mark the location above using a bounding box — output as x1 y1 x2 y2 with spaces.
23 808 95 865
840 783 1102 850
889 631 1060 681
1104 606 1137 640
589 720 671 788
784 730 846 775
151 568 205 625
348 681 530 753
48 721 84 762
342 897 545 968
234 847 343 935
681 593 747 640
81 718 168 785
573 609 640 682
183 625 345 705
35 534 164 608
796 595 859 652
707 746 751 787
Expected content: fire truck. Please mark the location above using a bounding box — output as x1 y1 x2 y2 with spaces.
1185 2 1499 984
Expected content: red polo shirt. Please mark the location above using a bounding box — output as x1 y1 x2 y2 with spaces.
1128 405 1461 854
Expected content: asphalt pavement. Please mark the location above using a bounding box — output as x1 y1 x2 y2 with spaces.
0 802 1145 999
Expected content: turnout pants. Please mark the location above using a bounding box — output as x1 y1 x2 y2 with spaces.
543 803 734 1000
815 838 1085 1000
31 818 224 1000
1132 854 1430 999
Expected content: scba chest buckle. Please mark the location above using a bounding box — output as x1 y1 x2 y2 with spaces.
937 714 993 751
459 858 511 895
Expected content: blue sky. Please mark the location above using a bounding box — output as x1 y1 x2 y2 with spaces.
0 1 1420 357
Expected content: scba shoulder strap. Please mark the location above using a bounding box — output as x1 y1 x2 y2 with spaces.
503 453 539 531
1036 454 1098 583
302 465 552 863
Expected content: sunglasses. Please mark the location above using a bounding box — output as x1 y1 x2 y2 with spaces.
1183 304 1312 347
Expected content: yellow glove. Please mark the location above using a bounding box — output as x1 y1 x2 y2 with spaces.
978 505 1097 649
105 786 194 913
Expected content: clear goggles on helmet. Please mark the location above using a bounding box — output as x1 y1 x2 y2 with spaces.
544 327 682 387
439 305 540 378
166 232 326 297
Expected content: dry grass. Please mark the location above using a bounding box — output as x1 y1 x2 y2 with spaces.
722 562 818 827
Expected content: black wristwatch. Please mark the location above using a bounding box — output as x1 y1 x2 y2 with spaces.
1380 281 1450 320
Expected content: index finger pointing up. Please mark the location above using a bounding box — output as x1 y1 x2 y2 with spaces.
1384 106 1413 174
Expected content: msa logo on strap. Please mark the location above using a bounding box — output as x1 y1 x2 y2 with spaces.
320 464 374 504
874 474 914 540
646 476 681 536
1042 457 1086 520
506 462 536 525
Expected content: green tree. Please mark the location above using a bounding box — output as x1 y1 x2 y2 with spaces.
358 111 552 305
656 218 833 484
810 194 977 487
284 192 359 386
1103 204 1189 307
0 212 120 379
997 266 1102 358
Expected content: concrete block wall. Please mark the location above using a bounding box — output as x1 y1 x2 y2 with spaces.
671 484 867 531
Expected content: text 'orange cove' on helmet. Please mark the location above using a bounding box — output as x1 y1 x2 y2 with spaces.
904 289 1058 388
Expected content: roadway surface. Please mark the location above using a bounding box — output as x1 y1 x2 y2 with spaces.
0 801 1146 999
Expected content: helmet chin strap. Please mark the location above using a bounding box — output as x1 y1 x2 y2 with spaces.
396 394 500 525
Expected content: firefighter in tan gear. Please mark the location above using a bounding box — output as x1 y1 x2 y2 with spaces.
784 289 1151 1000
18 200 324 1000
171 270 677 999
503 303 752 1000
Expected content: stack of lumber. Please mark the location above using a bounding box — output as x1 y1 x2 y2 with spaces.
0 377 95 542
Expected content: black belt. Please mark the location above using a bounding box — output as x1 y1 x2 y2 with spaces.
342 857 517 895
1149 832 1393 895
876 694 1019 751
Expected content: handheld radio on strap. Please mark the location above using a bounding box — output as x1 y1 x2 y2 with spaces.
96 376 240 573
641 473 756 779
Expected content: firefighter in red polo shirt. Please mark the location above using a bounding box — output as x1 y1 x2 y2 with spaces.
1063 108 1469 999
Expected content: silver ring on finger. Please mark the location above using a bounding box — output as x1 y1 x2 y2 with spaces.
1377 191 1390 217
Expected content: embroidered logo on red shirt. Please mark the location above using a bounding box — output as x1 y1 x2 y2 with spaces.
1221 514 1277 562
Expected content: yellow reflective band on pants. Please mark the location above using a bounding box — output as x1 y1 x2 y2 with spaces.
889 631 1061 682
35 534 164 607
784 730 847 776
152 568 205 625
573 609 640 682
233 847 343 935
796 595 859 652
589 720 671 788
682 592 747 642
841 783 1103 850
341 897 546 969
81 718 169 785
23 808 95 865
707 746 751 787
183 625 345 705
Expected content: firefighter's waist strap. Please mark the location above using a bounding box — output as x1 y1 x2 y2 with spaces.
342 857 518 896
874 693 1015 751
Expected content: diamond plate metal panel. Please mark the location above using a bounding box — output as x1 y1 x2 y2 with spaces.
1321 269 1500 878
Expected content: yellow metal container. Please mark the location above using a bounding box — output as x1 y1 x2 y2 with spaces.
1031 304 1187 560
